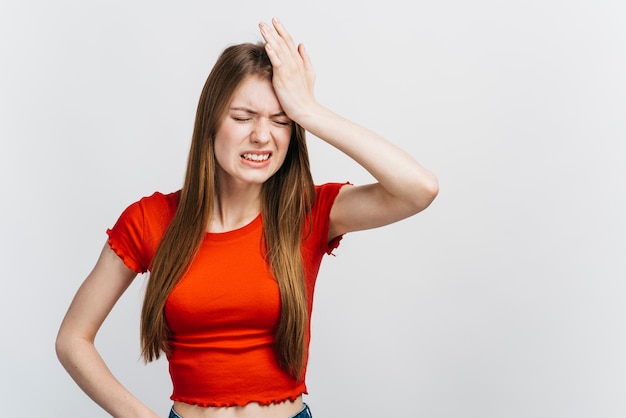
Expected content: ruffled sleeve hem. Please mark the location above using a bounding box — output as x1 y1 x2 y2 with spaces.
106 229 145 274
326 234 343 255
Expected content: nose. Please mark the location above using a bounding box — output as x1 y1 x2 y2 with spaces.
251 119 270 144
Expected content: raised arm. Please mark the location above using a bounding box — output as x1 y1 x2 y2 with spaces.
300 107 439 240
55 243 160 418
259 18 439 239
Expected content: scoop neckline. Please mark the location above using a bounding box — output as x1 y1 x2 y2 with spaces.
204 213 262 240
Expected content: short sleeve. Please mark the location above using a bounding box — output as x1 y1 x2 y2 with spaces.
311 182 351 255
106 191 178 274
106 200 148 274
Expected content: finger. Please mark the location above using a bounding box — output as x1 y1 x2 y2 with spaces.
259 19 299 64
298 43 314 74
262 38 281 66
271 18 299 55
259 22 283 66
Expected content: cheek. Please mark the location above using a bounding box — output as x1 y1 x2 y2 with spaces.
276 130 292 151
276 137 293 167
214 124 241 152
212 135 232 169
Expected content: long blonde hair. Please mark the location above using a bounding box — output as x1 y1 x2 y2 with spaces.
140 43 316 379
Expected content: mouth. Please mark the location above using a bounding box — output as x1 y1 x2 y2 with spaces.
241 152 271 162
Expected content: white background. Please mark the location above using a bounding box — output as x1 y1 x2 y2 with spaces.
1 0 625 417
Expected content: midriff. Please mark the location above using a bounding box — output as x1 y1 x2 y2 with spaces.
172 396 303 418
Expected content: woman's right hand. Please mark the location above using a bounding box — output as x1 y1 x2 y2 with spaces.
56 243 159 417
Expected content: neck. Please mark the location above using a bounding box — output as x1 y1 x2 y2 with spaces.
209 184 262 233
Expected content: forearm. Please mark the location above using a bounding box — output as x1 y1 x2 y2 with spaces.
298 103 439 208
56 336 158 418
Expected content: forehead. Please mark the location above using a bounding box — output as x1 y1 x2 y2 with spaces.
229 76 283 113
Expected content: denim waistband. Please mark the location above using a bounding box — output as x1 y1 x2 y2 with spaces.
290 403 312 418
169 407 183 418
169 402 312 418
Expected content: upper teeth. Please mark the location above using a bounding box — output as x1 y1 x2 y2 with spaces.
243 153 270 162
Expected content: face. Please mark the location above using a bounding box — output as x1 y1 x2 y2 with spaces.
213 75 292 190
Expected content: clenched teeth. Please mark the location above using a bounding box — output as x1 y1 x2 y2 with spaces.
242 153 270 162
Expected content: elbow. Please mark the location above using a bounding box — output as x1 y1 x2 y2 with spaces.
55 326 86 368
411 174 439 214
426 175 439 203
55 329 71 366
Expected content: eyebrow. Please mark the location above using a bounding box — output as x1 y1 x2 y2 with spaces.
230 106 288 118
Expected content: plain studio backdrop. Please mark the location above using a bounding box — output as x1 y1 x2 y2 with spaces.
1 1 624 417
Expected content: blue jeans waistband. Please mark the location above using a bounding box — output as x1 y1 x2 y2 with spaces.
291 403 312 418
169 403 312 418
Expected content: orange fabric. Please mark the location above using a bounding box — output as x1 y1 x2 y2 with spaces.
106 182 347 407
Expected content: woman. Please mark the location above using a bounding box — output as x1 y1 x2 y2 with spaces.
56 18 438 418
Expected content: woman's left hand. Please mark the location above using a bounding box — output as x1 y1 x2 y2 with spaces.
259 18 317 121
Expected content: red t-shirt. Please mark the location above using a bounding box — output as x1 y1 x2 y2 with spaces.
106 182 346 407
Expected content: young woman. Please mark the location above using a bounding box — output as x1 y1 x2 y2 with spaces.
56 18 438 418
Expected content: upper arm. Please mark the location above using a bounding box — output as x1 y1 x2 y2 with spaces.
57 243 139 343
328 182 434 240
